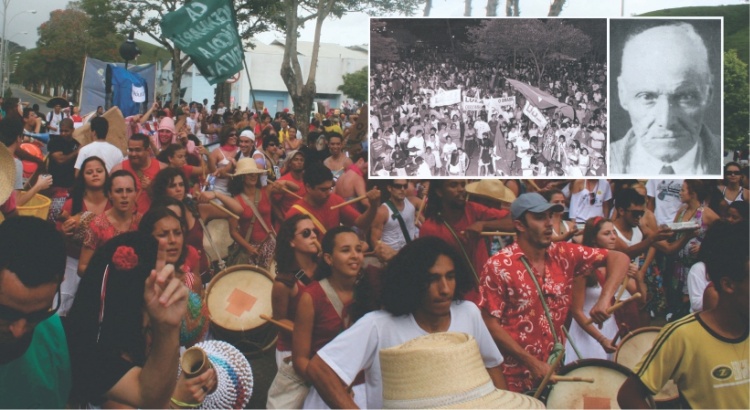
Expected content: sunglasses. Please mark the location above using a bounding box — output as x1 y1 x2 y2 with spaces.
0 285 61 324
726 171 741 176
626 209 645 218
391 183 408 190
589 192 597 205
296 228 313 238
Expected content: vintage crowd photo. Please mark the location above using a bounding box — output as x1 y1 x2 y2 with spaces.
369 18 608 178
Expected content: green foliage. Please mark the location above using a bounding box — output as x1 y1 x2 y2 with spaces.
338 66 367 102
35 8 91 93
641 4 749 63
723 50 749 151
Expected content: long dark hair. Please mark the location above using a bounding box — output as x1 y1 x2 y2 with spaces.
381 237 473 316
67 231 158 403
70 156 108 215
150 167 185 205
138 206 188 269
275 214 314 275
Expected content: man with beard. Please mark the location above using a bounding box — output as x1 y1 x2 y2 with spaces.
304 237 506 409
477 193 631 393
111 133 166 213
0 217 69 407
610 21 720 176
420 180 513 287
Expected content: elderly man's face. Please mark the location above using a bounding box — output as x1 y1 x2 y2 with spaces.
618 26 712 162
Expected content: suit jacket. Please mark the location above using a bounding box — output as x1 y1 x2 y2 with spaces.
610 125 721 176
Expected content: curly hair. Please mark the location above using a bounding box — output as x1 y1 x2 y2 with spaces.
381 237 474 316
150 167 185 205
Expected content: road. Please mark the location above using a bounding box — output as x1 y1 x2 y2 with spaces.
10 85 51 113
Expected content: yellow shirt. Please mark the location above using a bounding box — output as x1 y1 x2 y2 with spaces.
634 313 749 409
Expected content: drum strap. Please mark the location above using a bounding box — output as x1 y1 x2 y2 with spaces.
242 191 276 237
238 190 261 243
384 200 412 244
519 256 566 365
319 278 350 328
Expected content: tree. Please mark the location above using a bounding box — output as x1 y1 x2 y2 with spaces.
277 0 419 137
370 20 399 62
113 0 281 106
468 19 591 86
337 66 367 103
724 49 749 151
36 7 91 98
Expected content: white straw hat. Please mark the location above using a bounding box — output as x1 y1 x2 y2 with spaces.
380 332 545 409
231 158 268 176
0 144 16 205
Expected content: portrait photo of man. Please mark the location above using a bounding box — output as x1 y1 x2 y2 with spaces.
609 19 722 177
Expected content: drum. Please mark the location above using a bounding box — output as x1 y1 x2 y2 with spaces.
615 327 680 405
206 264 276 357
203 219 234 261
546 359 634 409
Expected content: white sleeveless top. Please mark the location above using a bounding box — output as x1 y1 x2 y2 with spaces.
613 225 643 299
381 200 417 252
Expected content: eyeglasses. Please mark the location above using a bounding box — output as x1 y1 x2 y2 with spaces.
0 284 61 324
391 183 408 190
589 192 597 205
726 171 741 176
267 143 278 147
626 209 645 218
295 228 313 238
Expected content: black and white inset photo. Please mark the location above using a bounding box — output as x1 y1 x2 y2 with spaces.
369 18 608 178
609 18 723 178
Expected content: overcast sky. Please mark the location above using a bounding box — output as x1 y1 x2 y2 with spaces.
5 0 747 50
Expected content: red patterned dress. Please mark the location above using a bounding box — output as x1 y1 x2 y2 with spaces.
477 242 607 392
83 212 142 252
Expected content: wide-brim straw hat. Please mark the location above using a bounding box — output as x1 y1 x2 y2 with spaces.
466 179 516 204
0 144 16 205
231 157 268 176
46 96 70 109
380 332 545 409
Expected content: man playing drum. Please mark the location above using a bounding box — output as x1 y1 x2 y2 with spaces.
477 193 631 393
618 221 749 409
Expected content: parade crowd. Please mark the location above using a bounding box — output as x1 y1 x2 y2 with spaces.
0 95 747 409
369 51 608 177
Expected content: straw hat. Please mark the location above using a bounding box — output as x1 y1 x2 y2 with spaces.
466 179 516 204
46 96 69 109
380 332 545 409
0 144 16 205
231 158 267 176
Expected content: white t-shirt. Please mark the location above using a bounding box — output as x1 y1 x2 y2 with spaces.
564 179 612 223
317 301 503 410
74 141 125 172
646 179 684 226
687 262 709 313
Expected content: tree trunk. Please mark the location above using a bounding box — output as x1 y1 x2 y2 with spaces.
170 47 183 107
446 20 455 54
487 0 498 16
464 0 471 16
548 0 566 16
424 0 432 16
506 0 520 16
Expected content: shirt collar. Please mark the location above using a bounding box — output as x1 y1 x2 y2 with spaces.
632 134 705 175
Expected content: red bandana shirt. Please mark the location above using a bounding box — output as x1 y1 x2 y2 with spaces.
477 241 608 392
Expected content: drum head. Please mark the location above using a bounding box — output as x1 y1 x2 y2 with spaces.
206 265 273 332
203 219 233 261
615 327 679 402
546 359 634 409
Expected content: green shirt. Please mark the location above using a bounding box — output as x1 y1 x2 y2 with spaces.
0 315 71 408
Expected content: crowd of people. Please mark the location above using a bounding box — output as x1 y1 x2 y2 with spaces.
0 90 747 408
369 51 608 178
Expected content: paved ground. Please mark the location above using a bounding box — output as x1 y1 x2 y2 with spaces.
9 85 49 110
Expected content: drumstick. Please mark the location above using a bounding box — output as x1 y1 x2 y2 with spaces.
415 182 429 225
209 201 240 220
525 179 541 191
459 231 517 237
533 347 566 399
260 314 294 333
313 239 322 254
583 292 642 326
330 194 367 210
551 376 595 383
615 273 630 301
272 182 303 200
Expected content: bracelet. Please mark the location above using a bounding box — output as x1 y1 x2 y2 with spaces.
170 397 201 408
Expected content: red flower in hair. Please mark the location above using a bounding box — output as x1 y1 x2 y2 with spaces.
112 246 139 270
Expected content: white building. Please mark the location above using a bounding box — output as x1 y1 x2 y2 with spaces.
158 38 367 114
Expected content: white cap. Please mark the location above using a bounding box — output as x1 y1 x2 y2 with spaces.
239 129 255 141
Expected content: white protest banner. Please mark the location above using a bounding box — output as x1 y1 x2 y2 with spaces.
523 101 548 128
429 89 461 107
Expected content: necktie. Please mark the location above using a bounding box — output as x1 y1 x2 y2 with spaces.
660 165 675 175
